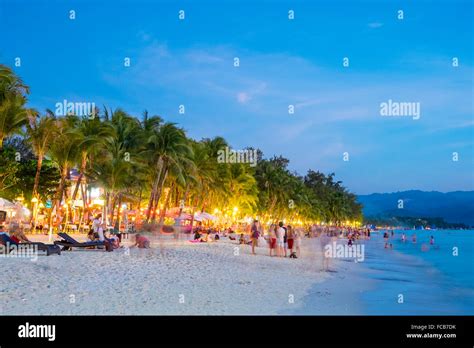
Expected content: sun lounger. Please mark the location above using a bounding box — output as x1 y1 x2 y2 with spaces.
54 232 112 251
0 234 61 256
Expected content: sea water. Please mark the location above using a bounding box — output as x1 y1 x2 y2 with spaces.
360 229 474 315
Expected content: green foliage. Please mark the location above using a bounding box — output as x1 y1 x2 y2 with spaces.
0 65 363 225
0 138 59 201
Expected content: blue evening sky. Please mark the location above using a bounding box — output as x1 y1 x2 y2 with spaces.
1 0 473 194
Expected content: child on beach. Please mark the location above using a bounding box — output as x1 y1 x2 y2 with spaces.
131 233 150 248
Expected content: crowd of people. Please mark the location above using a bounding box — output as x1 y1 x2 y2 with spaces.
191 219 304 258
1 211 439 258
87 214 150 250
0 223 31 243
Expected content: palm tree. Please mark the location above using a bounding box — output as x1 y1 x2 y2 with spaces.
0 64 31 149
224 163 258 215
0 64 29 100
26 110 56 198
90 149 133 225
70 113 114 204
48 116 81 218
145 122 193 222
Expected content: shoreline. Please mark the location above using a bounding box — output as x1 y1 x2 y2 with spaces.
2 231 472 315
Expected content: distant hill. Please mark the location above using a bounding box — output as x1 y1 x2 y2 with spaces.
357 190 474 227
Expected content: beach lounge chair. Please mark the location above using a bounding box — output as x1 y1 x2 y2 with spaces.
54 232 111 251
0 233 61 256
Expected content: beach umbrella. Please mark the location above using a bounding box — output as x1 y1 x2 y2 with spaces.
0 197 16 209
178 213 193 220
195 212 217 221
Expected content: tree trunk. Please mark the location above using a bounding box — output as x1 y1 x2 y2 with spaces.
32 154 43 198
104 191 109 225
158 182 173 225
146 184 156 221
81 182 88 222
137 188 142 224
151 166 168 222
146 158 163 221
54 166 68 214
72 153 86 203
52 166 68 230
110 193 116 225
116 194 122 229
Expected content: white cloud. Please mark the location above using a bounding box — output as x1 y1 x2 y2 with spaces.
237 92 250 103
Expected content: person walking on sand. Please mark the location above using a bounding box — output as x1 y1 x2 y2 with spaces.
269 224 277 257
286 225 295 256
92 214 101 234
383 231 389 249
282 224 288 257
276 222 285 257
430 235 435 245
250 219 260 255
294 228 302 258
320 231 332 271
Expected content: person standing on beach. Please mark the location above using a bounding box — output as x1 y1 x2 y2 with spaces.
250 219 260 255
97 223 106 242
412 233 417 243
92 214 101 234
294 227 302 258
269 225 277 257
310 224 316 238
276 222 285 257
383 231 389 248
320 231 332 271
287 225 295 256
430 235 435 245
282 224 288 257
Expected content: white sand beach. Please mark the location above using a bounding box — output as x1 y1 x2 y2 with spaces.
0 234 366 315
